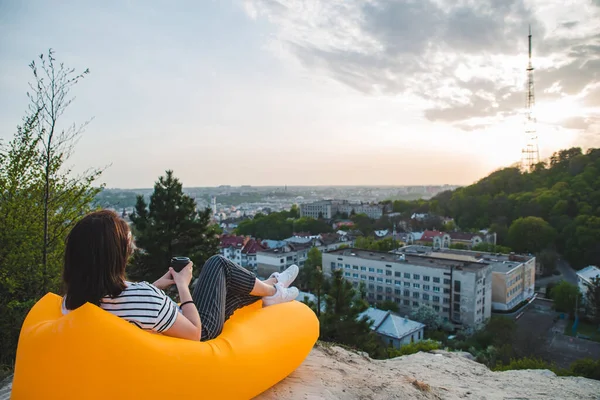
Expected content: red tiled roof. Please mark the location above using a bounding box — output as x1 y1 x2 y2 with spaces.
449 232 478 241
219 234 247 248
241 239 265 255
419 230 445 241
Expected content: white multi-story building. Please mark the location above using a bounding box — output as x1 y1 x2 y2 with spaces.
489 253 536 311
219 235 264 271
323 247 493 328
577 266 600 301
256 243 311 278
300 200 384 220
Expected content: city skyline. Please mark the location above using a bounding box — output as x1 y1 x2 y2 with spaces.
1 0 599 188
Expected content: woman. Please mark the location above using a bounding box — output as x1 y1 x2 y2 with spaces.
61 210 300 341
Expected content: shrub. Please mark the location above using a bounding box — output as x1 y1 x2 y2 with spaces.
387 340 441 358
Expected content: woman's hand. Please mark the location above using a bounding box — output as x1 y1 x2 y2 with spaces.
170 262 193 288
153 269 175 290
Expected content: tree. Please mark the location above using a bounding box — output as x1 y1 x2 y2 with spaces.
129 170 219 282
409 305 452 331
289 204 300 218
536 249 558 277
319 269 381 356
584 276 600 324
0 50 102 369
551 281 581 318
297 248 324 316
471 243 512 254
376 300 399 313
508 217 557 254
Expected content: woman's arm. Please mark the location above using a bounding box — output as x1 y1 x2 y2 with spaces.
162 264 202 341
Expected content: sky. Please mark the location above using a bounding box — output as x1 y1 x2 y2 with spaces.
0 0 599 188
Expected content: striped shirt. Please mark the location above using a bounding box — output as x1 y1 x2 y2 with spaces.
62 281 180 333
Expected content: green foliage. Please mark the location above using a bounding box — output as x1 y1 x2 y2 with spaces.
128 170 219 282
471 243 512 254
375 300 399 313
297 248 324 316
550 281 581 317
0 50 102 369
318 269 381 357
449 243 468 250
236 211 332 240
430 147 600 267
507 216 557 254
355 236 402 252
494 357 554 372
494 357 600 380
410 305 453 331
570 358 600 380
387 340 441 358
536 249 559 277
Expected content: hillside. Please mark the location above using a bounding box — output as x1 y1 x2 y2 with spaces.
429 147 600 268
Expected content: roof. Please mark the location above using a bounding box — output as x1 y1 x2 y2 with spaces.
374 230 389 238
577 266 600 283
449 232 479 241
359 307 425 340
320 233 346 245
219 235 246 248
420 230 445 241
241 239 265 255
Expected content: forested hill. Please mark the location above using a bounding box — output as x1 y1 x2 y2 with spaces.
429 147 600 269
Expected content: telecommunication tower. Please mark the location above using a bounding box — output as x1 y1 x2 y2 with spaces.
521 26 540 171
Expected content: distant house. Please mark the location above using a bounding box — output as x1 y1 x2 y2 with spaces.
240 238 265 272
219 234 264 271
256 243 312 277
359 307 425 349
577 266 600 302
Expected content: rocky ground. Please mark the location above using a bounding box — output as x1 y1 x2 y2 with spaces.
3 344 600 399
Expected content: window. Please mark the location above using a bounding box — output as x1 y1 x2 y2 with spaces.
423 294 430 300
413 274 420 280
352 265 359 270
454 294 461 302
368 293 374 299
386 287 392 293
386 264 392 268
352 273 359 278
443 307 449 313
413 301 419 307
413 292 419 299
394 289 401 295
433 286 440 292
395 298 401 303
337 263 343 268
377 269 384 274
394 271 401 277
433 305 440 311
404 273 410 279
377 295 382 301
453 303 460 312
360 275 367 280
344 272 351 277
403 300 410 306
377 286 383 292
444 279 451 285
443 298 450 304
377 277 383 282
454 280 461 293
433 277 440 283
386 296 393 301
423 276 430 282
404 290 410 297
413 283 420 289
418 331 422 340
360 266 367 271
423 285 430 291
369 276 375 281
331 262 336 268
345 264 351 269
404 282 410 287
444 288 450 294
368 284 375 289
433 296 440 302
369 267 375 272
383 279 391 284
395 280 401 286
386 270 392 276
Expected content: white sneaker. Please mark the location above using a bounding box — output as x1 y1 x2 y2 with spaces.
269 264 299 288
263 283 299 307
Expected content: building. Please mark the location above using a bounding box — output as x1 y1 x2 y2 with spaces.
219 235 265 271
359 307 425 349
256 243 312 277
487 253 535 311
300 200 384 220
577 265 600 301
416 230 497 250
323 247 493 328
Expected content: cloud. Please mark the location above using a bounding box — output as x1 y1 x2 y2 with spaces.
244 0 600 132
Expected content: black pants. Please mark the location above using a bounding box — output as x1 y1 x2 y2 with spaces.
192 255 261 341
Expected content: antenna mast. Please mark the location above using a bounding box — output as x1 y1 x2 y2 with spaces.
521 25 540 172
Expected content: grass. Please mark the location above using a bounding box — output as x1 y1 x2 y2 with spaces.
564 320 600 343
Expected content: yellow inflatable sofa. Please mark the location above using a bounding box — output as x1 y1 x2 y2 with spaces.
12 293 319 399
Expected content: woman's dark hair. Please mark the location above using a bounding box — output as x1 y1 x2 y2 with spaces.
63 210 133 310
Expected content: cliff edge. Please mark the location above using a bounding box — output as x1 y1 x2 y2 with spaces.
255 343 600 400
